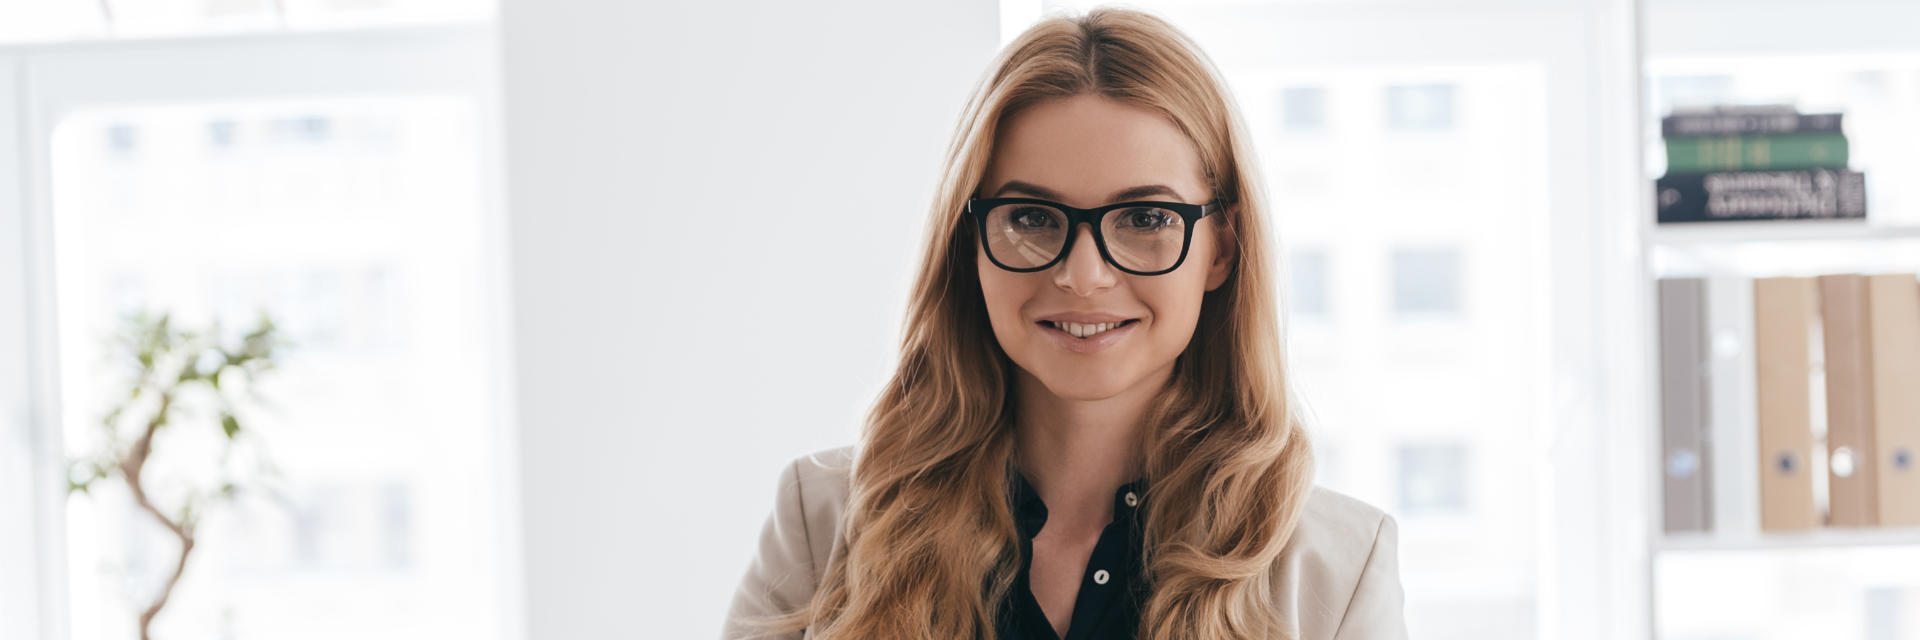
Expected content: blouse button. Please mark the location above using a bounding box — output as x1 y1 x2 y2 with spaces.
1093 569 1110 585
1124 491 1139 507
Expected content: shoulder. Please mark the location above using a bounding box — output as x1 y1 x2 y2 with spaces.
1291 484 1395 557
1272 485 1406 640
789 444 857 481
723 445 858 638
777 445 859 573
783 444 857 510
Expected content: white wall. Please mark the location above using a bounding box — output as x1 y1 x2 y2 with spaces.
497 1 1000 637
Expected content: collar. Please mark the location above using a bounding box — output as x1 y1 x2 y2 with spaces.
1008 466 1148 539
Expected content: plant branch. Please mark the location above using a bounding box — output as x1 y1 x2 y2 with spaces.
118 391 195 640
71 311 282 640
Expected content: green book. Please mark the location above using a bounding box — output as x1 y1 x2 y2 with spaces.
1665 133 1850 172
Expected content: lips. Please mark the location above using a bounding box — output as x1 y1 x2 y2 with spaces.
1035 317 1138 354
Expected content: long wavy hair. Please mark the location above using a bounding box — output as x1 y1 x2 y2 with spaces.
751 7 1314 639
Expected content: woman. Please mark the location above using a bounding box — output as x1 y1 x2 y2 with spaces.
724 7 1405 640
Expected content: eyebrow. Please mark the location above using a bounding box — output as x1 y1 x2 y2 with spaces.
993 180 1185 203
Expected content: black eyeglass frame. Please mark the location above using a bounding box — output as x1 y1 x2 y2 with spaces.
965 196 1219 276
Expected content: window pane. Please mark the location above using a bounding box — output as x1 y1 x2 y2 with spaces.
1391 247 1463 317
1280 67 1543 637
1289 247 1330 319
1397 442 1469 515
1386 83 1457 132
1279 85 1326 133
51 98 507 640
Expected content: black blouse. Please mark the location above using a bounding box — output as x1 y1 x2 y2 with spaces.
995 469 1149 640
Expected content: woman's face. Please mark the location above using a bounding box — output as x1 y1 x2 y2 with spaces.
977 93 1235 402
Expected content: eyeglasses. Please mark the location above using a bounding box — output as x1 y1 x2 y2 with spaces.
966 197 1218 276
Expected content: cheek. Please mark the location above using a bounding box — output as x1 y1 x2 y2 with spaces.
976 249 1025 331
1137 272 1210 345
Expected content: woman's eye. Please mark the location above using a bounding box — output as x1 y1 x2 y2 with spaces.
1122 208 1172 230
1012 208 1058 229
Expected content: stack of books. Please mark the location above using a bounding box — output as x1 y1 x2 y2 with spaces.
1654 105 1868 224
1657 274 1920 534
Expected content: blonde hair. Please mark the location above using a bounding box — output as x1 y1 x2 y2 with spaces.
749 7 1313 639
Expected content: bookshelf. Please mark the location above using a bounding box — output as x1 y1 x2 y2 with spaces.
1654 526 1920 553
1639 30 1920 637
1646 233 1920 281
1649 221 1920 247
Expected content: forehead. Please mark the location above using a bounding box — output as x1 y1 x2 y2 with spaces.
984 94 1207 207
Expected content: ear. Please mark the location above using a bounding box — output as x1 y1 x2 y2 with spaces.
1203 206 1239 292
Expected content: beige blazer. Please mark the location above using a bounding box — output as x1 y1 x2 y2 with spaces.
724 446 1408 639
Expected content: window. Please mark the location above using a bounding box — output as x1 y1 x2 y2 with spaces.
1391 247 1464 317
0 25 514 640
271 480 411 572
1279 85 1326 133
1397 442 1470 515
1312 439 1342 488
1288 248 1330 319
1385 83 1456 132
52 94 508 640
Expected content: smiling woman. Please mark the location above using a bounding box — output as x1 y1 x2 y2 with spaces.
724 7 1405 640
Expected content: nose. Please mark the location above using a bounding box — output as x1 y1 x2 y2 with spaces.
1052 222 1117 296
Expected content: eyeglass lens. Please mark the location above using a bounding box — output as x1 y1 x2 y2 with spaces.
981 203 1188 272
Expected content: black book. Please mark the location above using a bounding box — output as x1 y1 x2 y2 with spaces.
1662 112 1844 138
1666 104 1843 137
1655 169 1867 223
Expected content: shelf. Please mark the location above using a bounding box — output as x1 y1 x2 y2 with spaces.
1648 220 1920 247
1655 526 1920 553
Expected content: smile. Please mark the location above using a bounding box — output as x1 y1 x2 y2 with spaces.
1039 318 1139 339
1036 318 1138 354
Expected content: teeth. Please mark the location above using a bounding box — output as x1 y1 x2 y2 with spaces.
1049 320 1128 338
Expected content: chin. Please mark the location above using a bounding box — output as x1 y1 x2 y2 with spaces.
1032 367 1138 401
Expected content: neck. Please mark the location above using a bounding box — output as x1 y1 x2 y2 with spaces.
1009 362 1170 529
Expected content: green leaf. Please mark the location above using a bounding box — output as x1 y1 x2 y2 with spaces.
65 460 109 494
221 414 240 439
